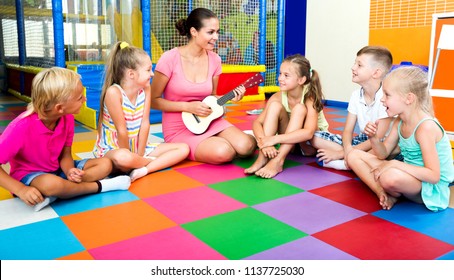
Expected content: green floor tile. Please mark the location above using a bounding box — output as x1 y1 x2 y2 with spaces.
182 207 307 259
209 176 303 205
232 156 257 168
233 155 301 169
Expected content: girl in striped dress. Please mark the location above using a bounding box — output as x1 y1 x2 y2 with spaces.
93 42 189 182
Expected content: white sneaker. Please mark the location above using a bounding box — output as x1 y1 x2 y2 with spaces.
34 196 57 212
246 108 263 115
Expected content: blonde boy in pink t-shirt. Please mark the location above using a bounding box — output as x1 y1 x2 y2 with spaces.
0 67 130 211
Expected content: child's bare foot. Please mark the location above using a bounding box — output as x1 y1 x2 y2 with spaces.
255 158 284 179
245 153 269 174
385 196 398 210
378 190 389 209
378 191 397 210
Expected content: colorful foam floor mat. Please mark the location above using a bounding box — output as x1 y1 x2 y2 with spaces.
1 92 453 260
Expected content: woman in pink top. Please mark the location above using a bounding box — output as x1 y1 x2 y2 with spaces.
150 8 256 164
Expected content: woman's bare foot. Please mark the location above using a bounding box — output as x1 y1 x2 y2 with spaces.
255 158 284 178
245 152 268 174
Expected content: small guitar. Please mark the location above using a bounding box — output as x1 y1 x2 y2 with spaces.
182 73 264 134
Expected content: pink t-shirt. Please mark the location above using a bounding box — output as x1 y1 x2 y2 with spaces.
0 112 74 181
155 47 232 160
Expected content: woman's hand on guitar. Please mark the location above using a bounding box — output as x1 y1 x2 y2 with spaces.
188 101 212 117
231 85 246 102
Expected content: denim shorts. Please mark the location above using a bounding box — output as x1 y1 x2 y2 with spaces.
314 131 404 161
20 159 88 186
314 131 369 146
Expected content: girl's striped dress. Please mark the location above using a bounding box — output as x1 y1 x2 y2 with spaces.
93 84 158 158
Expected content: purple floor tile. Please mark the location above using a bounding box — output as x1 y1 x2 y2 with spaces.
274 164 351 190
244 236 358 260
253 192 365 234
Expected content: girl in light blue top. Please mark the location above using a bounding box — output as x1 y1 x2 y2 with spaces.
347 66 454 211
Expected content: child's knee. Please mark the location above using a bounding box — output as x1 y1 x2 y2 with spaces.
93 157 113 174
31 175 64 197
345 149 361 165
379 169 400 190
292 103 307 115
267 101 285 114
111 148 135 169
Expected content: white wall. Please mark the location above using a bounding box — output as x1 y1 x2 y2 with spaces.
305 0 370 103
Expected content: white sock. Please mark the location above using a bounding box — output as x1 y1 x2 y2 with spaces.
322 159 350 170
129 167 148 182
99 175 131 192
34 196 57 212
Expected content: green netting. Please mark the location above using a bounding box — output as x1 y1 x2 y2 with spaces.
63 0 112 62
1 2 19 64
1 0 279 85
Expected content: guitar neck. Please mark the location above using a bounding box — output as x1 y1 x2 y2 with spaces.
215 74 264 106
216 90 239 106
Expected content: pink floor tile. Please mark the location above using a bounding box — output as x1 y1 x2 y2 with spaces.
89 226 227 260
144 186 247 224
176 163 247 184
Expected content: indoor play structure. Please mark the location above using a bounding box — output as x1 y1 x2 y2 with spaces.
0 0 283 129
